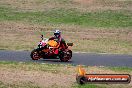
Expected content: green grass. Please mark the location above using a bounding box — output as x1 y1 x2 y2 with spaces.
0 61 132 73
71 38 132 54
106 66 132 72
73 84 106 88
36 0 72 4
0 61 66 74
0 61 74 75
0 7 131 28
0 5 132 54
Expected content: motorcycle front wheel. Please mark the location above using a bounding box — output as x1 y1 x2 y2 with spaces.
30 49 41 60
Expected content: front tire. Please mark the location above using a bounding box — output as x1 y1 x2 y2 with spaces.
30 49 41 60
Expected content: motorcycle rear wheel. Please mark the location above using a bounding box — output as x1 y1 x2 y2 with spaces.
30 49 41 60
60 50 72 62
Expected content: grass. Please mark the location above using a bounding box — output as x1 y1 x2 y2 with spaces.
0 25 132 54
0 61 72 74
0 60 132 73
0 0 131 12
106 66 132 72
0 81 41 88
73 84 106 88
0 0 132 54
0 0 132 87
0 81 105 88
68 38 132 54
0 61 131 88
0 7 131 28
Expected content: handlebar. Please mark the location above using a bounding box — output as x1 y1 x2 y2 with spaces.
41 35 43 40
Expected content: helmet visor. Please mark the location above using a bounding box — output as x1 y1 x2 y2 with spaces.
54 33 60 38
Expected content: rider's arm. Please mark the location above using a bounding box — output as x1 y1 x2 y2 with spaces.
61 38 68 49
48 37 55 40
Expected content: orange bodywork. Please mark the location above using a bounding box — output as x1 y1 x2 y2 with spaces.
48 40 60 48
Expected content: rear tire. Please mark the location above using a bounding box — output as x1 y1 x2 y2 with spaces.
30 49 41 60
60 50 72 62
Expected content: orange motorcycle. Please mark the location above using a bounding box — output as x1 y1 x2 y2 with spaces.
30 35 73 62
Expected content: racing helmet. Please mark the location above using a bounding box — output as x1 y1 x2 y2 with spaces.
54 29 61 38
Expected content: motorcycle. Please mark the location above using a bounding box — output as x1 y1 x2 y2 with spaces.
30 35 73 62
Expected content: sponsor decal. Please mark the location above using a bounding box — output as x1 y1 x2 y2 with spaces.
76 65 131 84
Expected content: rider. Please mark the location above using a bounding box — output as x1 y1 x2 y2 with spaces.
48 30 67 54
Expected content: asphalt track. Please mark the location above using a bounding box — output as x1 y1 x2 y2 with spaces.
0 50 132 67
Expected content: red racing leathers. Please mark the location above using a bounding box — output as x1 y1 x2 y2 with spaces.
48 36 67 54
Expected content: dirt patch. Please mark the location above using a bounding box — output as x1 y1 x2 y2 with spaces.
0 68 75 88
0 66 131 87
73 0 94 4
73 0 132 12
1 21 132 41
0 0 61 11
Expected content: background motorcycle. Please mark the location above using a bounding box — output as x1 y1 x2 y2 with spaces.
30 35 73 62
